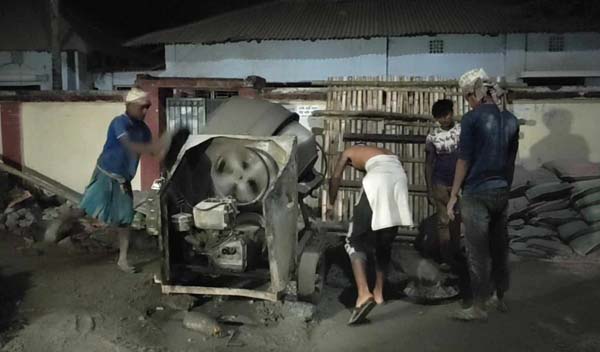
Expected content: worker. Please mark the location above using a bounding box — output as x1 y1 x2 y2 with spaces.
327 145 413 325
446 69 519 321
425 99 471 302
78 88 164 273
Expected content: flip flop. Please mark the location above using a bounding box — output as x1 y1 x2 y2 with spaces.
348 297 376 325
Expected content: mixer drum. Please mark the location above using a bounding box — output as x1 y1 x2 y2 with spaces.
204 97 318 180
210 144 279 205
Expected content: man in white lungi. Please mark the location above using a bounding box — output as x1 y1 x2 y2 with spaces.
327 145 413 325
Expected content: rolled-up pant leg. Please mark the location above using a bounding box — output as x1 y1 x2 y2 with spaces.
432 185 452 260
432 185 471 299
345 191 372 262
374 227 396 272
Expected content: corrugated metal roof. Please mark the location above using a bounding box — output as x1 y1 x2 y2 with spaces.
126 0 600 46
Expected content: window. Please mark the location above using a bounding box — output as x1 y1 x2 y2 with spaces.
548 35 565 52
429 39 444 54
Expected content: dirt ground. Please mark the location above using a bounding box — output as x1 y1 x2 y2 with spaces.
1 229 600 352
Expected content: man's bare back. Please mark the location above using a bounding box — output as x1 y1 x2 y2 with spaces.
342 145 394 171
327 145 394 214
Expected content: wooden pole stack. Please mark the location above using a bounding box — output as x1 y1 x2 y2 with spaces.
320 76 471 226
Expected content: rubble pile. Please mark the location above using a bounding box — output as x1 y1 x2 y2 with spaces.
508 161 600 258
0 186 40 234
0 174 101 249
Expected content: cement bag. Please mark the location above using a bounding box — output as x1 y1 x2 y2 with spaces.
558 220 590 242
581 205 600 224
574 191 600 210
571 179 600 202
525 182 572 203
543 160 600 182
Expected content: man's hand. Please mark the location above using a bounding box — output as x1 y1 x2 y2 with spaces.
427 191 435 207
447 194 458 221
326 203 335 221
155 141 168 161
148 141 166 159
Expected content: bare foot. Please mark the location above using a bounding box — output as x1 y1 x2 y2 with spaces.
496 299 509 313
117 260 138 274
485 294 509 313
355 293 374 308
373 290 384 305
449 306 488 322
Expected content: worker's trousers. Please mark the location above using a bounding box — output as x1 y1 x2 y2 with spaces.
460 187 510 306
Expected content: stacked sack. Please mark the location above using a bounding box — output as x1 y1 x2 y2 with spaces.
508 160 600 258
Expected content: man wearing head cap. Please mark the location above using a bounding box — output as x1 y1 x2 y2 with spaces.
78 87 164 273
446 69 519 321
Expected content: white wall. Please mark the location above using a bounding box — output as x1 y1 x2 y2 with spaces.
511 99 600 170
165 39 387 82
524 33 600 72
20 102 143 193
388 34 506 79
164 32 600 83
0 51 52 89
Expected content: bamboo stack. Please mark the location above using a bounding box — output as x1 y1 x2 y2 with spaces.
320 76 471 225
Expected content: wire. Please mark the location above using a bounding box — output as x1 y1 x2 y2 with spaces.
316 141 328 177
194 200 232 211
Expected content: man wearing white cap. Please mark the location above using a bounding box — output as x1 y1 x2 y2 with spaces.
79 87 164 273
446 69 519 321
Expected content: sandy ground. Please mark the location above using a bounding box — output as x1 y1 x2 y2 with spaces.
1 229 599 352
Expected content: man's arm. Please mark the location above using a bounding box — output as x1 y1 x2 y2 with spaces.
450 159 469 199
447 115 473 220
328 150 351 206
425 143 436 204
113 117 162 157
447 158 468 221
122 139 161 156
506 125 520 187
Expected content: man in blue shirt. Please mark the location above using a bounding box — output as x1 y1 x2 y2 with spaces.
79 88 164 273
447 69 519 321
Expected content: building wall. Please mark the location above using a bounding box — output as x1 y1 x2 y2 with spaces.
0 51 89 90
164 39 387 81
511 99 600 170
524 33 600 72
387 34 506 79
20 102 142 193
0 51 52 90
4 33 600 91
0 106 2 156
164 32 600 83
94 71 164 91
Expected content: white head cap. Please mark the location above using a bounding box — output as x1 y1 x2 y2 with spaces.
459 68 489 92
125 88 149 104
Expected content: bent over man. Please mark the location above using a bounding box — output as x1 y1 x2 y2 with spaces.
327 145 413 325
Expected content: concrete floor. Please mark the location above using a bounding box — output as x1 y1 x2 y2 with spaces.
1 231 599 352
313 256 600 352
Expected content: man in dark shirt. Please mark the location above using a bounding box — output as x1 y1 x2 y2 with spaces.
447 69 519 321
425 99 470 302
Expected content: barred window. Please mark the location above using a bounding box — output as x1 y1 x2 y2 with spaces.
548 35 565 52
429 39 444 54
